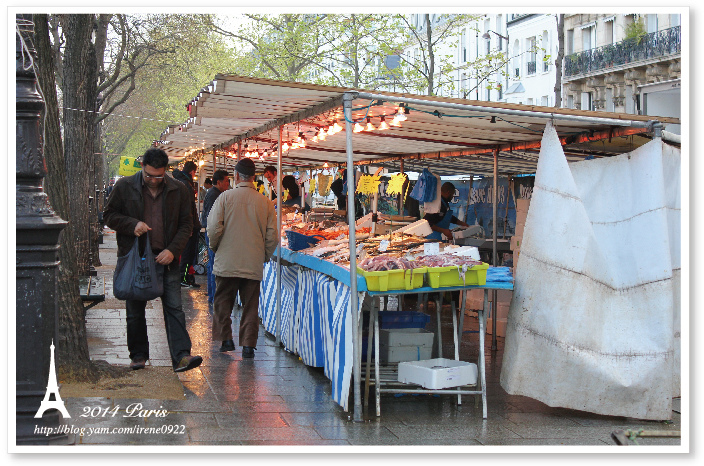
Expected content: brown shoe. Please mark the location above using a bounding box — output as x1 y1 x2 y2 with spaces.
130 356 147 370
174 355 203 372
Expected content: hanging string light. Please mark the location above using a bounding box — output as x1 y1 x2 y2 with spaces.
353 121 364 133
365 116 376 131
378 115 390 130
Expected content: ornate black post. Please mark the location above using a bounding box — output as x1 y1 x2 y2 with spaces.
16 14 69 445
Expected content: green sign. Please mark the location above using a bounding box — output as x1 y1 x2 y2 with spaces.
119 156 141 176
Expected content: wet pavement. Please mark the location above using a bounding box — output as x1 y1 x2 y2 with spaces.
63 229 682 448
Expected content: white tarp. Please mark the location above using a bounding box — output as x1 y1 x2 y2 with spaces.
500 122 681 420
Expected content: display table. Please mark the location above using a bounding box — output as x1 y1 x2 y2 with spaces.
261 246 513 414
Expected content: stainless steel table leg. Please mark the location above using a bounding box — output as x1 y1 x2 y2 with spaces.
374 299 381 417
479 290 488 419
364 297 377 413
451 300 461 405
435 295 443 359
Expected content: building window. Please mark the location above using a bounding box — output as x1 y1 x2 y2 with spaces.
461 29 467 62
527 37 537 75
541 95 549 106
566 29 574 55
581 92 592 111
605 19 614 44
647 14 658 33
671 14 681 27
582 25 594 52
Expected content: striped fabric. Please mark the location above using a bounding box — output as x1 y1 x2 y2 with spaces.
259 260 364 411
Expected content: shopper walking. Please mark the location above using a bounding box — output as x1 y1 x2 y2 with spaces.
201 169 231 304
172 160 201 288
207 158 278 357
104 148 203 372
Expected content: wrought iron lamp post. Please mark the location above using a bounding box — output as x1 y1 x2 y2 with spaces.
16 14 69 445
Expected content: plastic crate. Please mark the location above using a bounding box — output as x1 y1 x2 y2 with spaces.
357 267 427 292
285 230 326 251
362 311 431 330
426 263 489 288
398 358 478 389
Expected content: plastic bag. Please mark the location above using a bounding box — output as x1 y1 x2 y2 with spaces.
409 168 437 203
113 233 164 301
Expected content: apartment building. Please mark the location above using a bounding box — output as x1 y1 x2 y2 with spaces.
562 13 681 132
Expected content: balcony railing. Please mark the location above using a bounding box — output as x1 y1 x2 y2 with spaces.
527 61 536 75
564 26 681 77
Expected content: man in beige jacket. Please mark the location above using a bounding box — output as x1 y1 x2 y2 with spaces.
207 158 279 358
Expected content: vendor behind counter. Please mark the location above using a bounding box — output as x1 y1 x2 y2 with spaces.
424 181 468 241
281 174 310 212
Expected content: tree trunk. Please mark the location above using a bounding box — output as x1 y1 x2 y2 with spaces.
425 14 434 96
554 14 565 107
62 14 97 276
34 14 122 382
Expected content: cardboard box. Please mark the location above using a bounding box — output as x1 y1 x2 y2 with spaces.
514 221 525 238
494 302 510 320
515 198 531 212
464 289 484 310
486 317 508 337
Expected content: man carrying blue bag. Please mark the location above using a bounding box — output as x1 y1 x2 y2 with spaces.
104 148 203 373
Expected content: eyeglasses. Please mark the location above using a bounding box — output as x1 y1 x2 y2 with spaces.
144 173 165 179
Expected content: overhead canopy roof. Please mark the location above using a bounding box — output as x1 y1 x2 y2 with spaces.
155 75 679 176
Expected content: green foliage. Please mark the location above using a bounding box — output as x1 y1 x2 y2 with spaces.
625 16 647 43
101 14 236 175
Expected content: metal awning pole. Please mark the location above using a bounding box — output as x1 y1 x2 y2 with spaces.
491 147 499 352
354 92 653 128
344 91 362 422
276 126 283 346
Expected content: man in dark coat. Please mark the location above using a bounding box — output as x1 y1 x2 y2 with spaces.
172 160 202 288
201 169 230 304
104 148 202 372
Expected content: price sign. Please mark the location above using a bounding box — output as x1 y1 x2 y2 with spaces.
309 177 316 194
379 239 390 252
386 173 407 196
356 174 381 195
283 188 289 201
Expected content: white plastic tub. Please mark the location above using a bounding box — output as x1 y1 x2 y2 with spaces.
398 358 478 389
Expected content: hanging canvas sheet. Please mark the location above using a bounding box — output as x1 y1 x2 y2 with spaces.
500 121 681 420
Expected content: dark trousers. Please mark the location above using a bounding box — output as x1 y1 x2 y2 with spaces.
205 233 216 303
125 266 193 368
212 276 261 347
179 230 199 279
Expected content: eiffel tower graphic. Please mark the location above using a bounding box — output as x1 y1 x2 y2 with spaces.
34 340 71 419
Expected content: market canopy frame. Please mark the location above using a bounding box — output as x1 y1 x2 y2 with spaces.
155 74 679 176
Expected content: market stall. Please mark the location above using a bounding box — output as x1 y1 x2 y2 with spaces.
155 75 680 421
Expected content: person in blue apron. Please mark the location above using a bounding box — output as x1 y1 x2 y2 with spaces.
424 182 469 241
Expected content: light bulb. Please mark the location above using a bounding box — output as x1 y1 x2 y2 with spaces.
333 121 343 133
327 126 335 136
198 160 205 167
365 117 376 131
299 137 306 148
378 116 390 130
282 142 289 151
395 108 407 122
389 116 402 127
353 122 364 133
312 135 318 143
319 128 327 140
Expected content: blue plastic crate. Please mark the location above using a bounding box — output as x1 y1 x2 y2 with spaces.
362 311 430 330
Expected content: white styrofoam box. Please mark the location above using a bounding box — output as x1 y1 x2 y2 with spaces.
398 358 478 389
452 225 484 240
356 213 374 228
395 219 432 237
379 328 434 348
380 345 432 364
443 245 480 261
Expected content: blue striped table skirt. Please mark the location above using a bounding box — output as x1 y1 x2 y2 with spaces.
259 260 364 411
